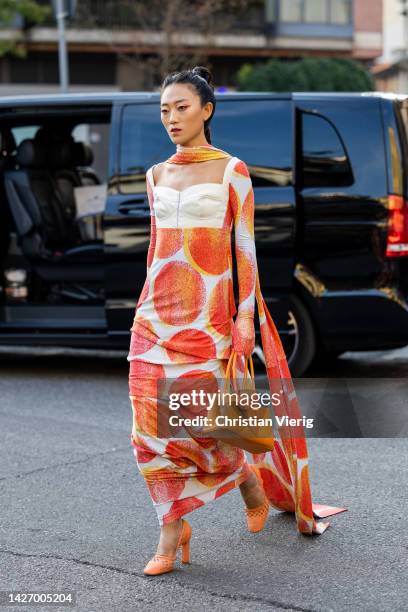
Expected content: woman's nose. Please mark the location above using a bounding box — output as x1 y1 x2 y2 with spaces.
168 109 179 122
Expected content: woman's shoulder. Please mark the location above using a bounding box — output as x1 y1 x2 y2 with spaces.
227 156 250 180
146 162 165 187
149 161 165 175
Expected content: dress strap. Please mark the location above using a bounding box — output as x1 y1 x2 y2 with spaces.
147 165 156 189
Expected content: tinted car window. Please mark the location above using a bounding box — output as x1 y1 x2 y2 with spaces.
302 112 353 188
12 125 40 145
213 99 292 187
118 99 293 194
119 103 173 194
72 122 110 183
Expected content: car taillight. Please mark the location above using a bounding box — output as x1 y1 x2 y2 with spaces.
386 194 408 257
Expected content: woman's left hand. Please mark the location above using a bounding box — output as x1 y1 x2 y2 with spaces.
232 312 255 357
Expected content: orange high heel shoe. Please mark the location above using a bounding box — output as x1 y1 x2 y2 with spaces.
143 518 192 576
244 464 270 533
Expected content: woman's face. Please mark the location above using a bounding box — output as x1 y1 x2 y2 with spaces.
160 83 213 145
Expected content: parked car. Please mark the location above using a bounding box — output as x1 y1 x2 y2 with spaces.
0 91 408 375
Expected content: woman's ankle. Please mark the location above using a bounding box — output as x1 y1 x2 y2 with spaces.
156 518 183 555
239 472 265 509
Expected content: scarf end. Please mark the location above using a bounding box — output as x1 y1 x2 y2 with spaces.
254 275 347 535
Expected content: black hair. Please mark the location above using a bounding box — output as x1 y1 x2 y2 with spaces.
161 66 216 144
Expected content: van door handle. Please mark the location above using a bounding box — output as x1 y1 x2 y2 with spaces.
118 200 150 216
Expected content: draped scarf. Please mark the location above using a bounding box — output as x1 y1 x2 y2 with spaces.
166 143 346 535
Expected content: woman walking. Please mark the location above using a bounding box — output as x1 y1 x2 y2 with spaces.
127 66 345 576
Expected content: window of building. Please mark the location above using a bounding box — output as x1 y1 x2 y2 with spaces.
9 52 115 85
301 112 353 188
280 0 302 22
304 0 327 23
279 0 351 25
330 0 351 25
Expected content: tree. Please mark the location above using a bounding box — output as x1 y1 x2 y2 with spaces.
236 57 375 92
0 0 50 58
75 0 263 88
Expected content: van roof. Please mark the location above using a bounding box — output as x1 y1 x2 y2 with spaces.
0 90 406 108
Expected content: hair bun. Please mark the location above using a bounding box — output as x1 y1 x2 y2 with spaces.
191 66 214 88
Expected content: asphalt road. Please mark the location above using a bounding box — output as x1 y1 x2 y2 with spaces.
0 346 407 612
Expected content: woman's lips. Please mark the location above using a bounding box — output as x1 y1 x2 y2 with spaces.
170 129 181 133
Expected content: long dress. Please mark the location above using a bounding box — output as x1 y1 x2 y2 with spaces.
128 155 346 533
128 156 254 526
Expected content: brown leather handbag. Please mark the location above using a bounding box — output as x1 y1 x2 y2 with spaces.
203 349 275 454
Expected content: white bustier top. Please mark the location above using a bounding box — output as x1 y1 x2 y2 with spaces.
148 156 239 229
128 154 257 364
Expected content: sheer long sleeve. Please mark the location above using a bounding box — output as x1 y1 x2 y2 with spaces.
229 159 257 355
145 169 157 277
229 159 257 317
136 169 156 309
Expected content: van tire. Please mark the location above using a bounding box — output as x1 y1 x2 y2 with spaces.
285 294 317 376
252 294 317 377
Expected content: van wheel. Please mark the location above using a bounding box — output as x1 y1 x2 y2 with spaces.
253 294 316 377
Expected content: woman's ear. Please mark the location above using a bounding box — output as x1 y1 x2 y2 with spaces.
203 101 213 121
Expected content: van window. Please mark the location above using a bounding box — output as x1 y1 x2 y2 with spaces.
12 125 40 146
213 99 293 188
301 112 353 187
119 99 293 194
119 104 172 194
398 102 408 147
394 101 408 194
72 122 110 183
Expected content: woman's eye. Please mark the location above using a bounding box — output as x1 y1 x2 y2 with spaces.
161 106 188 114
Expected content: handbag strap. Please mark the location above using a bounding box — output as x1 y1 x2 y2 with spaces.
241 353 255 391
224 350 255 392
243 353 255 382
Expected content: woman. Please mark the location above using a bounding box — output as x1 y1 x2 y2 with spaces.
128 66 345 576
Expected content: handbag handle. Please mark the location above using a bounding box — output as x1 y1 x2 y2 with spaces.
224 350 255 393
242 352 255 385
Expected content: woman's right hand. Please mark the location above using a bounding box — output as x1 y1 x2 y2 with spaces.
232 311 255 357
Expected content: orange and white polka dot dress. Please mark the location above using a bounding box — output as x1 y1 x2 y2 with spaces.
127 145 346 534
127 155 255 526
128 155 255 364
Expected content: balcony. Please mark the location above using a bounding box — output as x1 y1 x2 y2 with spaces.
40 0 266 34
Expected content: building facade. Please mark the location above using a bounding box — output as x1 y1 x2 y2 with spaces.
0 0 383 93
372 0 408 93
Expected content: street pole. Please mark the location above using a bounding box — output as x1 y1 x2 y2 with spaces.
56 0 69 93
400 0 408 55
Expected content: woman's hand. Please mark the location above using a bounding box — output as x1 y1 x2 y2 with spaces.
232 311 255 357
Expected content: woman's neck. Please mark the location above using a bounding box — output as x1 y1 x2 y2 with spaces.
176 143 213 151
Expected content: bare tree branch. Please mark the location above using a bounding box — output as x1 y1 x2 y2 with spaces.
74 0 262 87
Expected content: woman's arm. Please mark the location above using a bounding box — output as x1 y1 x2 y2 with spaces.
146 167 157 277
136 168 157 308
229 158 257 356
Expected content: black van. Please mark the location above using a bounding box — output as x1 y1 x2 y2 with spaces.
0 91 408 375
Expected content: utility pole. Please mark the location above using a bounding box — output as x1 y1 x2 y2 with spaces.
56 0 69 92
53 0 76 93
400 0 408 57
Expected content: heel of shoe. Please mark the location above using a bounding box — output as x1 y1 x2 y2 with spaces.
144 518 192 575
181 539 190 563
179 519 192 564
